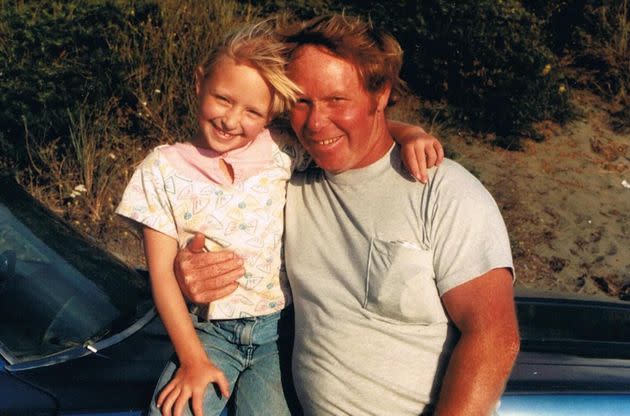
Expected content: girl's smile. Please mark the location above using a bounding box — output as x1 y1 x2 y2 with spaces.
192 55 272 154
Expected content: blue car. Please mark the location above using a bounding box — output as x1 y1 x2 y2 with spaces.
498 292 630 415
0 176 173 415
1 176 629 415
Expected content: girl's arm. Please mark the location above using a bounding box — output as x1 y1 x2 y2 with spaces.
388 119 444 183
144 227 230 416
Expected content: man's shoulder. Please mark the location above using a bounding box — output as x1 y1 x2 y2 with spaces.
433 158 478 180
430 158 489 195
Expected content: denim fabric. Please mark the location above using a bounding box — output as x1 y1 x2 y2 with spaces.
149 307 300 416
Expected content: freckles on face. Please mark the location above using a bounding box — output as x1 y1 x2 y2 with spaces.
287 45 392 173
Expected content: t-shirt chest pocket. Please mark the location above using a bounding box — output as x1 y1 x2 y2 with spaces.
364 238 444 324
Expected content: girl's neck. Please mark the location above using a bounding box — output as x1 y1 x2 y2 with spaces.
218 159 234 183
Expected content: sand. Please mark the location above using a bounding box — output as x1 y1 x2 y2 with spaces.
443 91 630 300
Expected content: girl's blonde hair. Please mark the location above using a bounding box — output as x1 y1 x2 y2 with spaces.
198 20 301 118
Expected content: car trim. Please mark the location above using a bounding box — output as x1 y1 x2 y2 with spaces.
498 393 630 415
3 307 157 371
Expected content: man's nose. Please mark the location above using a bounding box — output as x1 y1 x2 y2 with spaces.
305 103 327 133
222 107 241 130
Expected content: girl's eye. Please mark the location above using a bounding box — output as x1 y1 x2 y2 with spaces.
247 110 264 118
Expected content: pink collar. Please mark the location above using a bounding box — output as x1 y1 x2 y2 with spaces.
161 129 275 186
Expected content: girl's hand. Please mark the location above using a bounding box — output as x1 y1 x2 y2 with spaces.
156 359 230 416
400 131 444 183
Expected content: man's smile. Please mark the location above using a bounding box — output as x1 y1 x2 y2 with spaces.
311 135 343 146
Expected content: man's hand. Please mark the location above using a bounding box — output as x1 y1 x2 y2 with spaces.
174 233 244 304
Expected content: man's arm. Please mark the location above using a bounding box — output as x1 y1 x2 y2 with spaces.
434 267 520 416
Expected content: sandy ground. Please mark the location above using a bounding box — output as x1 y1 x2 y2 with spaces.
107 91 630 301
443 91 630 300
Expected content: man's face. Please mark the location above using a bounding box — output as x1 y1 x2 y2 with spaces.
287 45 392 173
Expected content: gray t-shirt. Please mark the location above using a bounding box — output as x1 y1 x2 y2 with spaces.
284 145 513 415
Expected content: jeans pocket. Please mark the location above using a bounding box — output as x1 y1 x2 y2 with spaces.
365 238 444 324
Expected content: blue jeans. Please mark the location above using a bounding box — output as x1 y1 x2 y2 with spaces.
149 307 300 416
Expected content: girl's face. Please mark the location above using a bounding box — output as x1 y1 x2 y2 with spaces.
193 55 272 153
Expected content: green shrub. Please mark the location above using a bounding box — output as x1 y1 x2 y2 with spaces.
350 0 574 139
118 0 260 145
524 0 629 104
0 1 133 166
573 0 629 101
254 0 576 141
245 0 341 19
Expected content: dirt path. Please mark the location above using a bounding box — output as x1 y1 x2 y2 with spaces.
445 92 630 300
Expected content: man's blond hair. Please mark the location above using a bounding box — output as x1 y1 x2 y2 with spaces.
198 19 301 117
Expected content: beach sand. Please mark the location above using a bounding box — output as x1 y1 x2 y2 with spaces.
444 91 629 300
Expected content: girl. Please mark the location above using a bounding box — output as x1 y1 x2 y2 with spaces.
117 20 442 416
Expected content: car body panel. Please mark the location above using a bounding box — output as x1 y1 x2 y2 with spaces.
499 394 630 415
498 294 630 414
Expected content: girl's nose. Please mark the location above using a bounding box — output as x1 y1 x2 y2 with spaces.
222 108 240 130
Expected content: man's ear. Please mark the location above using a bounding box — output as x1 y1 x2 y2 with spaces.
376 83 392 112
194 66 205 96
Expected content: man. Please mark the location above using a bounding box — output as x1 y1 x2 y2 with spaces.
175 15 519 415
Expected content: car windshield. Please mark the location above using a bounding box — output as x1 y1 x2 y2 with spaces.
0 179 150 363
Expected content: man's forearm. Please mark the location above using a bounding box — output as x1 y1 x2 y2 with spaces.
434 328 519 415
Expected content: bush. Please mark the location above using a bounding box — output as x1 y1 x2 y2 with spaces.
524 0 629 103
118 0 260 145
0 1 133 167
252 0 576 141
245 0 341 19
349 0 574 139
573 0 629 102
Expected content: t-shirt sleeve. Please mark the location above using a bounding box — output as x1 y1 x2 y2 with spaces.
268 125 312 172
426 161 514 295
115 147 178 239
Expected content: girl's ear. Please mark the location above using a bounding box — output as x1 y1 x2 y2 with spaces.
194 66 205 96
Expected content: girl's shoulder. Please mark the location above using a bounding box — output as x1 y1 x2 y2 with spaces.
133 143 186 177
